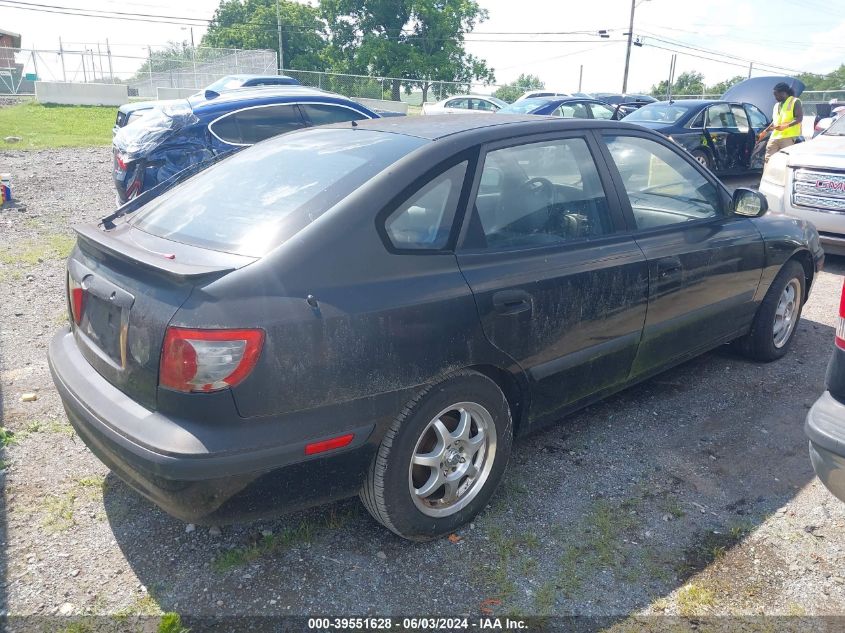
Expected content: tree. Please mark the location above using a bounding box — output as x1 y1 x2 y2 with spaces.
707 75 744 96
202 0 327 71
321 0 494 101
797 64 845 91
650 71 705 97
492 73 544 103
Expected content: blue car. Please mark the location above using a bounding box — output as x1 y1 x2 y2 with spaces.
113 74 302 132
496 96 621 120
622 100 772 174
112 86 379 203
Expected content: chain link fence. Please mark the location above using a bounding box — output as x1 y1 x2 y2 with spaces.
282 69 498 107
0 45 277 98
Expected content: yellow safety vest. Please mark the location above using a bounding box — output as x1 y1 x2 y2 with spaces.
772 96 800 139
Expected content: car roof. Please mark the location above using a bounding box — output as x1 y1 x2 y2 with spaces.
190 86 359 114
327 113 642 141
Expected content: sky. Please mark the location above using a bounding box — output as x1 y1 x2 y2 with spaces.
2 0 844 94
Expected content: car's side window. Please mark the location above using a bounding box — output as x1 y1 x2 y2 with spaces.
603 135 723 230
473 99 497 112
588 102 616 120
446 98 469 110
554 103 590 119
384 162 468 250
211 105 306 145
706 103 737 128
731 105 750 133
469 138 613 250
234 105 306 143
688 110 705 129
301 104 368 126
746 104 769 129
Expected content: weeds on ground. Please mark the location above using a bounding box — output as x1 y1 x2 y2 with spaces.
214 521 316 572
676 583 715 617
0 233 76 267
43 491 77 532
480 526 541 600
159 612 190 633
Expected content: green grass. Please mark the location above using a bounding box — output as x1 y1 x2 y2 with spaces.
0 233 76 267
43 491 77 533
0 102 115 149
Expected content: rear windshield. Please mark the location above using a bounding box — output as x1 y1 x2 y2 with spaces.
624 102 696 124
130 128 426 256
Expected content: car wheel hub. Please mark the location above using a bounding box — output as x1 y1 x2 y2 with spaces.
773 278 801 348
408 402 497 518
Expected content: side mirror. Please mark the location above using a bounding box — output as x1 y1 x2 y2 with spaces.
733 188 768 217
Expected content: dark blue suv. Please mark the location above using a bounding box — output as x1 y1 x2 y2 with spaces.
112 86 379 203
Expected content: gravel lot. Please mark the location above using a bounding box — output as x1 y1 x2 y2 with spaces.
1 147 845 629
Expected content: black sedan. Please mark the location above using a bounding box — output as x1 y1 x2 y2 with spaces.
497 96 620 119
622 99 771 174
49 115 822 540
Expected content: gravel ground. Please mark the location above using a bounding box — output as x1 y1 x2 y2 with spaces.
1 148 845 629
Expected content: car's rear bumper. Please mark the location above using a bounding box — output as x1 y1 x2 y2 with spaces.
48 328 402 524
806 390 845 504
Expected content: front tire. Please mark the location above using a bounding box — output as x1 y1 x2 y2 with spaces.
736 260 805 361
360 370 513 541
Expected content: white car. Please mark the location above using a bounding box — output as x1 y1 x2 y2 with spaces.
515 90 570 102
421 95 508 115
761 114 845 255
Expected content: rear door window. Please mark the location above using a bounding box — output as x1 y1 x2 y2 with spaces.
131 129 427 257
588 102 616 119
210 104 306 145
468 137 613 250
731 105 750 133
446 98 470 110
300 103 369 126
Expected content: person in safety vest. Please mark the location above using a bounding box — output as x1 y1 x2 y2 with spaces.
760 82 803 163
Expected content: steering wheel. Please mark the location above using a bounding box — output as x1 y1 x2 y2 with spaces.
520 177 556 208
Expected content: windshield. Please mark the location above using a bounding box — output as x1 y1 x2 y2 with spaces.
205 75 244 92
825 114 845 136
130 129 427 257
624 102 697 124
498 99 552 114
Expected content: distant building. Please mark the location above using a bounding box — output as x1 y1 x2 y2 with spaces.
0 29 24 94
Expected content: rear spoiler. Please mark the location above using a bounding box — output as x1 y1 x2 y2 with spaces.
73 224 252 280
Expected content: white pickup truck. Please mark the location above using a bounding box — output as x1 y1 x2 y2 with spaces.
760 115 845 255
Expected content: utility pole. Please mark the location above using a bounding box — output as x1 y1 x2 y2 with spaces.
106 38 114 83
748 61 754 79
58 36 67 82
275 0 284 73
621 0 636 93
578 64 583 92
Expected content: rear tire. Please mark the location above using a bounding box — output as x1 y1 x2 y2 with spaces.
360 370 513 541
736 260 805 362
690 149 713 170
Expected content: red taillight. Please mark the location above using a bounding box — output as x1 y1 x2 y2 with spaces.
837 280 845 350
304 434 355 456
115 151 128 171
159 327 264 393
68 275 85 325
